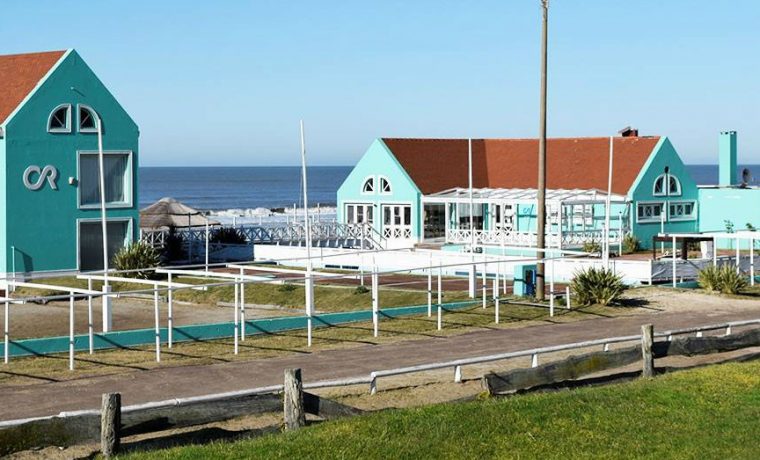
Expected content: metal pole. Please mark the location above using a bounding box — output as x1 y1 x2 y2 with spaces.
604 136 613 268
427 258 432 317
300 120 315 347
69 292 75 371
437 262 443 330
372 266 379 337
536 0 549 301
3 300 8 364
153 283 160 363
234 278 239 354
167 273 173 348
205 218 209 271
751 237 755 286
240 268 246 340
87 279 94 354
672 235 677 288
96 115 109 287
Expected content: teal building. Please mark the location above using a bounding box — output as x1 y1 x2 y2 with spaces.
0 50 139 277
337 132 726 251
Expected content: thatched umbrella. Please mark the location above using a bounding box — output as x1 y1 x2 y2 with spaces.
139 197 219 229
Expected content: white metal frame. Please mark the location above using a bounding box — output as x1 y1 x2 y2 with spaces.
76 104 100 133
46 103 72 133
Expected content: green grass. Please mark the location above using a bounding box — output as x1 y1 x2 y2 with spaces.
11 275 470 312
121 360 760 459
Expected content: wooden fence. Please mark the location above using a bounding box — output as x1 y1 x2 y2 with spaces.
2 320 759 457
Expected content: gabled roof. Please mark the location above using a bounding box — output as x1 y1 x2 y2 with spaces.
0 50 67 125
381 136 661 196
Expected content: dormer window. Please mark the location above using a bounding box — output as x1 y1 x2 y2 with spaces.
48 104 71 133
362 177 375 193
653 170 681 196
78 104 99 133
379 177 392 194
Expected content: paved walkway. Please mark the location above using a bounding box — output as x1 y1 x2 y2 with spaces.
1 307 758 421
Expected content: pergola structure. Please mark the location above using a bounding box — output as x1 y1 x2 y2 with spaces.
422 187 629 249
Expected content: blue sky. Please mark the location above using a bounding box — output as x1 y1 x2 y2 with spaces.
3 1 759 166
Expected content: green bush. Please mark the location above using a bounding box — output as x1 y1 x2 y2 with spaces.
621 233 639 254
698 265 748 295
112 242 160 279
570 267 626 306
582 239 601 254
278 283 297 292
354 285 370 295
210 227 247 245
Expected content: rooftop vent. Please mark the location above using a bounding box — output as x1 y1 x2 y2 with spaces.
618 126 639 137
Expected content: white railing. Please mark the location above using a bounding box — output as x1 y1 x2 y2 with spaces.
141 222 386 251
446 227 627 248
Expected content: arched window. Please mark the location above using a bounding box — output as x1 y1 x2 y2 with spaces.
653 173 681 196
48 104 71 133
362 177 375 193
78 104 99 133
379 176 392 194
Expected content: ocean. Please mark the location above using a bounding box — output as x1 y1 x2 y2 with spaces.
139 164 759 224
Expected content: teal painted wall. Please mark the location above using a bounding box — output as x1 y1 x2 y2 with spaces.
337 139 422 240
719 131 737 186
3 50 139 273
698 187 760 249
0 138 6 273
628 137 699 249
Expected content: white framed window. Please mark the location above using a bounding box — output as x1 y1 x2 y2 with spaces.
379 176 392 194
77 218 131 271
636 201 664 223
668 201 697 221
382 204 412 239
78 104 99 133
345 203 374 225
653 173 681 196
490 203 515 231
47 104 72 133
77 151 133 208
361 176 375 194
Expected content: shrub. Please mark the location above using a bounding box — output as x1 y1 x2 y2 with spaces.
570 267 626 306
582 239 601 254
113 242 160 279
698 265 748 295
622 233 640 254
354 285 370 295
210 227 247 245
278 283 297 292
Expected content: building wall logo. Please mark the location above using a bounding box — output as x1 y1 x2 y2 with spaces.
23 165 59 191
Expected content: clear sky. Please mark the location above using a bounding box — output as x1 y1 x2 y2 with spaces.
3 1 759 166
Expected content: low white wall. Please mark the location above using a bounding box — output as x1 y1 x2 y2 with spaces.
253 245 655 285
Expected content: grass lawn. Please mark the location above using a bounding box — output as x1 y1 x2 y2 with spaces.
120 360 760 459
0 301 618 386
10 275 471 312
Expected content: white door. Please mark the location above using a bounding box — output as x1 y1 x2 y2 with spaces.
382 204 412 239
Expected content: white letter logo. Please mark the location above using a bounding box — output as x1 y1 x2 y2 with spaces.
23 165 58 191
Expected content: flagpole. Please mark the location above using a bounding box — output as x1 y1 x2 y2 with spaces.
300 120 314 346
96 113 108 285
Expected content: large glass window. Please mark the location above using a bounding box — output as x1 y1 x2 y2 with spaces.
668 201 696 221
344 203 373 225
381 204 412 239
637 202 664 223
79 152 132 207
79 220 130 270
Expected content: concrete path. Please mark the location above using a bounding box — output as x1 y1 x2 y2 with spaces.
1 307 758 422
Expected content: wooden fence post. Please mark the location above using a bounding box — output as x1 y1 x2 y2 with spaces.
641 324 654 378
101 392 121 457
284 368 305 430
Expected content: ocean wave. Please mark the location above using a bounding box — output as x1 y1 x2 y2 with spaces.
208 206 337 217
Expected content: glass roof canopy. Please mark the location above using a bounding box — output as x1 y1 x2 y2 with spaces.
422 187 628 205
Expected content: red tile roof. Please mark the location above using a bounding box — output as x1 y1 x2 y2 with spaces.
0 50 66 124
382 137 661 195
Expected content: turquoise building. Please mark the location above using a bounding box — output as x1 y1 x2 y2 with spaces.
0 50 139 277
337 132 723 251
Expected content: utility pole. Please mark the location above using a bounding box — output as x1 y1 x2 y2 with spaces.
536 0 549 301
